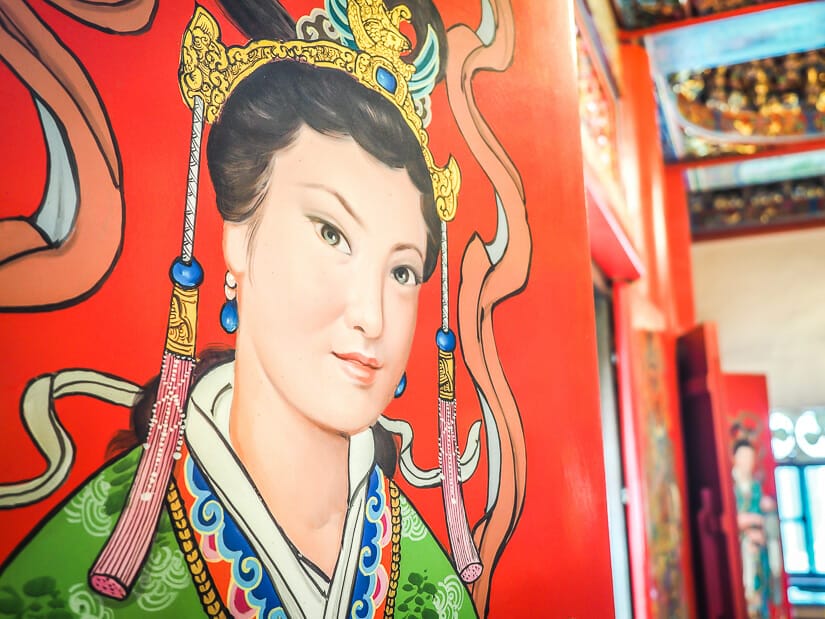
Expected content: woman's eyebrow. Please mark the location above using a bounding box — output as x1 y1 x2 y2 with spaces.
300 183 362 226
392 242 424 262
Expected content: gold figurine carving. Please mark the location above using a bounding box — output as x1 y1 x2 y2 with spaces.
165 284 198 357
348 0 415 73
178 4 460 221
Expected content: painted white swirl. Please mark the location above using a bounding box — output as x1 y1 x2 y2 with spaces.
64 476 115 537
67 583 114 619
399 498 428 541
432 575 466 619
133 544 190 612
415 95 433 128
0 371 141 508
32 97 77 245
296 7 343 43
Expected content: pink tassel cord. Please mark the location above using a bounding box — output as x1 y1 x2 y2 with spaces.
438 397 482 583
89 352 194 599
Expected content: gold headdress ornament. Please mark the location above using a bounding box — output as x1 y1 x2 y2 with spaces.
178 1 460 222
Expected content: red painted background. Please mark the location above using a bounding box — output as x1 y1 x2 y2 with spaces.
0 0 616 616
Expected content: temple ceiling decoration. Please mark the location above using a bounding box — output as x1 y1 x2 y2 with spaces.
589 1 825 238
613 0 812 30
644 3 825 162
687 150 825 237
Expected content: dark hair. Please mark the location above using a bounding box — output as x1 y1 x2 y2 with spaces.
733 438 754 455
206 60 441 279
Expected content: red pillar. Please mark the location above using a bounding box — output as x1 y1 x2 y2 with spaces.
614 41 699 619
663 166 696 333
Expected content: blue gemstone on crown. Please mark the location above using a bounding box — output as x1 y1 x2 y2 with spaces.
170 256 203 288
376 67 397 94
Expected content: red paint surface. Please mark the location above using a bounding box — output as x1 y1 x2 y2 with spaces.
661 167 695 332
586 179 645 282
0 0 615 616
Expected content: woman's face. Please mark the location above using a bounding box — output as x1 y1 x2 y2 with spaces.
225 126 428 436
733 444 756 479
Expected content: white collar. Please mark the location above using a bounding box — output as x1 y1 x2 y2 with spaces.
185 359 374 619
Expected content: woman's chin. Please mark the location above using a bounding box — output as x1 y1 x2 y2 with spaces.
304 391 388 438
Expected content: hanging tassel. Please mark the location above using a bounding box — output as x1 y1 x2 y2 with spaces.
89 95 205 599
437 220 482 583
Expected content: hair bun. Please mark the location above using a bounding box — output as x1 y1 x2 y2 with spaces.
216 0 296 40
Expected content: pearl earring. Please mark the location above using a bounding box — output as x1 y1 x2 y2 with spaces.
220 271 238 333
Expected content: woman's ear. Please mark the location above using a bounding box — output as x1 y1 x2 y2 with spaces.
223 221 249 280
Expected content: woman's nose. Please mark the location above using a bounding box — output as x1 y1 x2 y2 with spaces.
345 269 384 339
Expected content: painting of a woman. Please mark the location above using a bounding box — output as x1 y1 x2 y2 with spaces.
0 1 489 616
732 438 773 619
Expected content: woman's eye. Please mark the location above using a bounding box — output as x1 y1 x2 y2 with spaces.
321 224 339 245
314 221 351 254
392 266 420 287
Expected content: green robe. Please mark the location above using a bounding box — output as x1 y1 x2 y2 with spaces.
0 447 477 618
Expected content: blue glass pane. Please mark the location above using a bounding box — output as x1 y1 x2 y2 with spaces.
788 586 825 605
780 521 810 573
804 465 825 574
775 466 803 519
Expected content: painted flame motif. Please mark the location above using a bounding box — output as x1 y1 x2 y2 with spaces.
445 0 530 614
0 0 155 310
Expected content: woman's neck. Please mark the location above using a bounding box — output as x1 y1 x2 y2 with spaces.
228 343 350 578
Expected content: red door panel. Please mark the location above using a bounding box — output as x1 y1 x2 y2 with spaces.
677 322 748 619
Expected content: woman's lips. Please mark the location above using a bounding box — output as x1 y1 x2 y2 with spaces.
333 352 382 385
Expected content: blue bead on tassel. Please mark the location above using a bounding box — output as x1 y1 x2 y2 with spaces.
170 257 203 288
436 328 456 352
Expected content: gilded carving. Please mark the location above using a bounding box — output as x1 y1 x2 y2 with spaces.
438 349 455 401
165 284 198 357
178 5 459 221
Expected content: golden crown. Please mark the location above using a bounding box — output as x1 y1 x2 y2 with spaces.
178 2 460 221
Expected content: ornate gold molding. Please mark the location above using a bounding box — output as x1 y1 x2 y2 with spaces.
178 5 460 221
